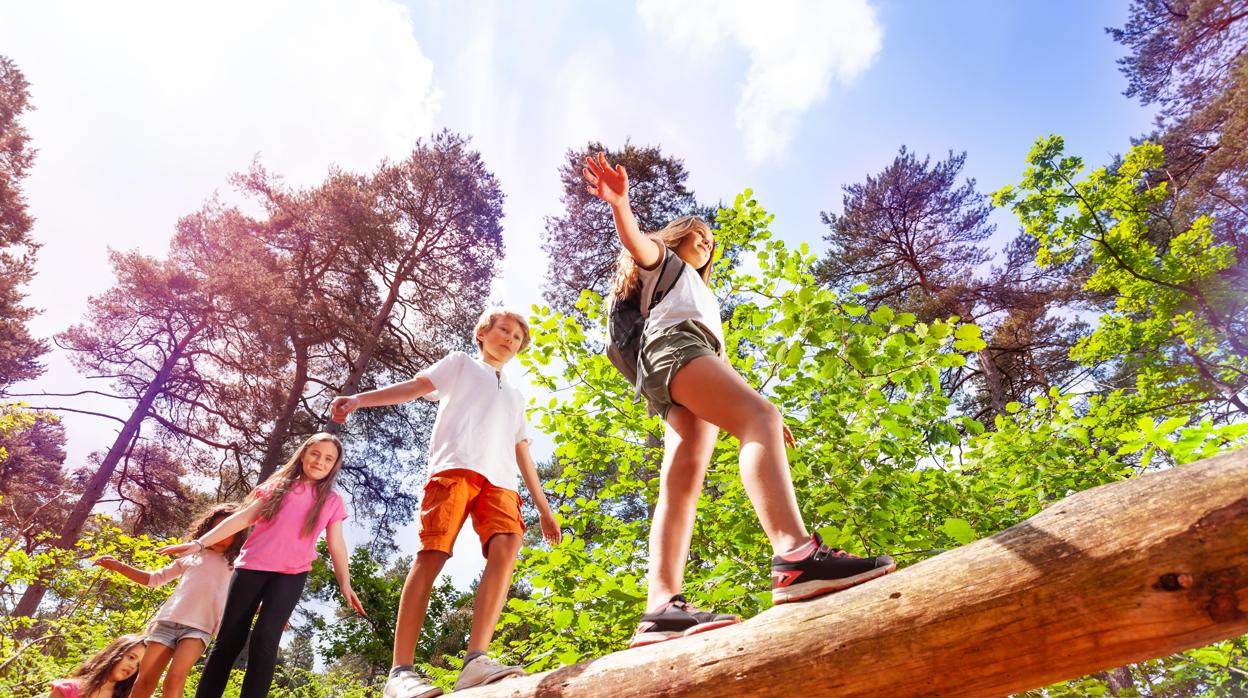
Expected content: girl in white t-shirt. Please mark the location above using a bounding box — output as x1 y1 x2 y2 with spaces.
584 152 896 648
92 504 243 698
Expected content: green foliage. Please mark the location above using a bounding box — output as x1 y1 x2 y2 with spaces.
304 542 472 680
0 517 177 697
0 401 41 463
994 137 1247 421
494 189 1247 694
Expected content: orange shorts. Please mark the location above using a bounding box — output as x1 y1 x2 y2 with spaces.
416 469 524 557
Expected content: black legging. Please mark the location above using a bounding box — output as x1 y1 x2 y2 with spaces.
195 568 308 698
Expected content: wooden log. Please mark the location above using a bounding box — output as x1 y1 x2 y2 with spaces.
461 448 1248 697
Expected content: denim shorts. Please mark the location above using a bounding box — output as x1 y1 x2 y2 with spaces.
637 319 721 418
146 619 212 648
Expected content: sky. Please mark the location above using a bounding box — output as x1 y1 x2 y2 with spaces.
0 1 1157 591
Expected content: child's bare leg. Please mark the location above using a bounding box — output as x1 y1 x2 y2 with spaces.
646 407 718 610
130 642 174 698
467 533 523 652
392 550 449 666
668 356 808 553
160 637 206 698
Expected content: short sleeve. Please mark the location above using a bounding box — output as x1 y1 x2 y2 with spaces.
146 559 186 588
419 351 466 402
50 679 81 698
636 247 679 315
327 492 348 526
514 392 533 445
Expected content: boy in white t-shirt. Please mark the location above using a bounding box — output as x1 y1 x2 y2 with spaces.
331 308 561 697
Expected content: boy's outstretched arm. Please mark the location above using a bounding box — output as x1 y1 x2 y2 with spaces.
516 440 562 545
330 376 435 424
582 151 662 269
92 556 152 586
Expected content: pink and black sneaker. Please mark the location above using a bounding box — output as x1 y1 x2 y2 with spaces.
770 533 896 604
628 595 741 648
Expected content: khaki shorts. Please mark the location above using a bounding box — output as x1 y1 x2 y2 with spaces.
416 469 525 557
637 320 721 418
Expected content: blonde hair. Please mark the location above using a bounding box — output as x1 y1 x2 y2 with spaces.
473 307 531 353
609 216 715 303
248 433 344 538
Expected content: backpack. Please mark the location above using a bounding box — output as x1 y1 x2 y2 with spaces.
606 248 686 387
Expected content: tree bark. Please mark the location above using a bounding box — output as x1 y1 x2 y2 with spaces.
11 328 200 618
462 448 1248 698
257 339 309 480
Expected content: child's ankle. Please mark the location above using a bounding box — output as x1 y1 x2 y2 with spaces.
389 664 415 678
464 650 487 665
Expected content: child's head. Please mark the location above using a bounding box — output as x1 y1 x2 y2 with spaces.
473 307 531 363
69 633 145 697
251 433 344 538
187 502 246 563
610 216 716 301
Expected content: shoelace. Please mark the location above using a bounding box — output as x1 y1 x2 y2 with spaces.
812 543 853 561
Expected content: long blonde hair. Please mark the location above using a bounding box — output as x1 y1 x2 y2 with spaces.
248 433 344 538
609 216 715 303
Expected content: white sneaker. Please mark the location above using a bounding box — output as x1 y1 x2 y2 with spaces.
383 669 443 698
453 655 525 691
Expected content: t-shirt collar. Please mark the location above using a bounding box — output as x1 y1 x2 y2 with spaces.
473 354 507 384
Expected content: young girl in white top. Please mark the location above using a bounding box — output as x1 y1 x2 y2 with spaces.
583 152 896 647
93 504 243 698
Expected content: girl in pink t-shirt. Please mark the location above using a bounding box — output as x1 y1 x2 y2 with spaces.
92 503 244 698
158 433 365 698
48 633 145 698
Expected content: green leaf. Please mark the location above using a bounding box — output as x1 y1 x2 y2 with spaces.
940 518 976 545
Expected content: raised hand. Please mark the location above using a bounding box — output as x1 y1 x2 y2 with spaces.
330 396 359 424
93 555 121 570
582 151 629 207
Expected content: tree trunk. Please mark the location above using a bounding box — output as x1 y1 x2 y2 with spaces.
11 329 198 618
257 340 309 480
325 274 403 436
462 448 1248 698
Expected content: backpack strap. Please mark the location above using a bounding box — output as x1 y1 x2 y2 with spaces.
644 248 686 315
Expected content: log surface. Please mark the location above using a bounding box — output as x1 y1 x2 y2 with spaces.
459 448 1248 697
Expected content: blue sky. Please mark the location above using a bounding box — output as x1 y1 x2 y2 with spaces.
1 1 1155 589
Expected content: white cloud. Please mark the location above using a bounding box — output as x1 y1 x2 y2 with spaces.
1 0 440 318
637 0 882 163
0 0 440 493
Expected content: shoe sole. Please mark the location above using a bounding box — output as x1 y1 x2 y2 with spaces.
383 687 442 698
771 561 897 604
628 618 741 648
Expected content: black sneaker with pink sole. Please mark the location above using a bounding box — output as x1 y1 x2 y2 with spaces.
770 533 896 604
629 595 740 648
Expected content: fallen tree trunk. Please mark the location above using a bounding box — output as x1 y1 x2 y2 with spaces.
464 448 1248 697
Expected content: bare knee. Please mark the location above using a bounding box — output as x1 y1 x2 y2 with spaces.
485 532 522 559
162 668 190 694
737 396 783 442
131 671 161 697
660 457 706 498
408 551 448 582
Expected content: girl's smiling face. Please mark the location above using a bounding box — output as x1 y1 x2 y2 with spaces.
675 225 715 272
110 644 145 682
300 440 340 481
